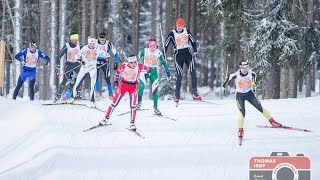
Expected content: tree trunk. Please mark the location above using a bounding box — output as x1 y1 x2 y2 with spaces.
59 0 66 84
81 0 87 44
13 0 21 97
96 0 104 33
264 66 280 99
280 67 289 99
50 0 57 100
288 67 298 98
90 0 96 36
150 0 157 38
288 0 299 98
305 0 314 97
39 0 50 100
132 0 140 54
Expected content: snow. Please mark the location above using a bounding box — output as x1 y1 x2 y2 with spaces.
0 93 319 180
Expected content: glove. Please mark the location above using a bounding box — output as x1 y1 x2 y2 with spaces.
192 52 198 59
165 69 171 82
114 81 119 89
114 62 119 70
252 82 257 90
78 59 85 65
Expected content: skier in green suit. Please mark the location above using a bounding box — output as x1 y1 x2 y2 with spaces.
137 39 171 115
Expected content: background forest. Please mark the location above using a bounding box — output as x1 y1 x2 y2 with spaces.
0 0 320 100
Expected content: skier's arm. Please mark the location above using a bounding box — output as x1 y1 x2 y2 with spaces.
138 49 145 63
108 42 119 63
15 49 27 62
164 31 174 54
187 29 197 52
57 44 67 64
38 50 51 64
223 73 237 88
158 51 170 76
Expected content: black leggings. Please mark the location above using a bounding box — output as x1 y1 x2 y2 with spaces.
96 63 111 85
13 77 36 100
174 51 197 98
236 90 263 117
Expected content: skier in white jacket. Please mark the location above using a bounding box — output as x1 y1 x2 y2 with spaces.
68 36 107 107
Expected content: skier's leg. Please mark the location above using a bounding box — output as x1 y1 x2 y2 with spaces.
89 68 97 102
236 92 246 129
13 76 25 100
129 85 138 123
94 67 101 92
184 52 198 95
247 91 272 120
56 69 71 99
103 64 113 97
138 73 147 106
149 69 159 109
72 67 87 98
174 53 184 99
28 78 36 101
105 83 124 117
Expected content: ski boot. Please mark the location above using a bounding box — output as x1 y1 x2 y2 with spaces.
129 121 137 131
192 92 202 100
99 116 109 126
269 118 282 127
136 101 142 110
90 101 96 108
153 107 162 116
54 93 61 102
75 91 82 100
67 97 75 103
109 94 114 100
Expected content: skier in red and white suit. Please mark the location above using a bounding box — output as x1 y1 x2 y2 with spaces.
100 54 150 130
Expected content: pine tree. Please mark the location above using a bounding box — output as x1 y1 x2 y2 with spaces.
159 57 175 100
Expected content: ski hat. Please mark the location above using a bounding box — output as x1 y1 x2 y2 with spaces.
70 33 79 40
98 31 107 38
29 40 37 47
127 54 137 63
176 18 185 26
148 39 157 47
239 61 249 68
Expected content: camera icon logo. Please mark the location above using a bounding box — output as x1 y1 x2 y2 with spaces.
249 152 311 180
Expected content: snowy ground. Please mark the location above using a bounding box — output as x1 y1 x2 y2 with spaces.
0 91 319 180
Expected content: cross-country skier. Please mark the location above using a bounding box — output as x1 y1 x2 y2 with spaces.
13 40 50 101
222 61 282 139
95 31 119 99
99 54 150 131
55 32 84 102
137 39 171 115
164 17 201 103
68 36 107 107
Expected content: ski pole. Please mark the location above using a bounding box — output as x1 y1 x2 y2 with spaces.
159 23 167 61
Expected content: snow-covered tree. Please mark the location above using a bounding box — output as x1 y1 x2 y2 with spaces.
245 0 299 99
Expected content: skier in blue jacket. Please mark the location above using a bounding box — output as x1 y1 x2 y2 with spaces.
13 40 50 100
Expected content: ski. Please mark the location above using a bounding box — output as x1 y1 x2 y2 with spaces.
117 108 149 116
42 102 105 112
42 102 68 105
83 123 112 132
257 125 312 132
126 128 145 139
155 114 177 121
